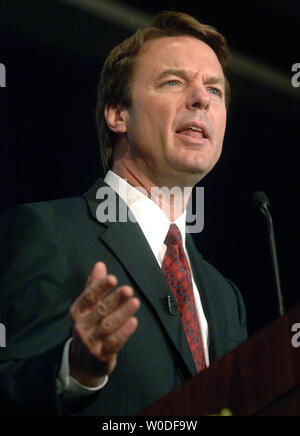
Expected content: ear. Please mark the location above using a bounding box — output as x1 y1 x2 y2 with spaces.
104 103 128 134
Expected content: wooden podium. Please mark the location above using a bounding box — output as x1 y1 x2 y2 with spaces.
139 305 300 416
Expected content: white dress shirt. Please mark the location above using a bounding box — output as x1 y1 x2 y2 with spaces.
58 171 209 399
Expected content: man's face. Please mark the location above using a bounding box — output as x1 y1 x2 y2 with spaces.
120 36 227 187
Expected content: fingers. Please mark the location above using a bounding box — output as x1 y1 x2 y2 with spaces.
71 297 140 380
74 285 140 347
89 290 140 341
69 262 140 381
84 285 135 328
70 314 139 383
70 262 118 320
100 316 139 360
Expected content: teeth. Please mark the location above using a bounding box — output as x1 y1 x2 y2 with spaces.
189 126 203 132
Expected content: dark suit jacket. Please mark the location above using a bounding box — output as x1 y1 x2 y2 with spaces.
0 179 247 416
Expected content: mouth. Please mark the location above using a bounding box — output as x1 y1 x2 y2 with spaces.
175 123 209 144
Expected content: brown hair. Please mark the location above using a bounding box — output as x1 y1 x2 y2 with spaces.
96 10 231 172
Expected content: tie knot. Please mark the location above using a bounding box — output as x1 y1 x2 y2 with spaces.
165 223 182 247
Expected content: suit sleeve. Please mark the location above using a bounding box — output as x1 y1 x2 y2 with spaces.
0 204 80 415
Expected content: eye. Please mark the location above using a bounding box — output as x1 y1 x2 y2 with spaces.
208 87 222 97
166 80 181 87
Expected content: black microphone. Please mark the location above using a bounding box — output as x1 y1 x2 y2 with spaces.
252 191 285 317
165 295 178 315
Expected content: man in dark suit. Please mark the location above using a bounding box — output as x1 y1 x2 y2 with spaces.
0 11 247 416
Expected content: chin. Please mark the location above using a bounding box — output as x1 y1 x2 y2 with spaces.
168 166 206 187
177 157 214 173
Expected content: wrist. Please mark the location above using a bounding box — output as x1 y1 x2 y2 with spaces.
69 366 105 388
69 340 108 387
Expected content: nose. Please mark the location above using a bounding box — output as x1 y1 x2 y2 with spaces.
186 83 210 112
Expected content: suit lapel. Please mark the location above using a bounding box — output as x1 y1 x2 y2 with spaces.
186 234 229 363
83 179 197 376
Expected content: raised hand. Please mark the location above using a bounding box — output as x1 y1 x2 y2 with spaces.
69 262 140 386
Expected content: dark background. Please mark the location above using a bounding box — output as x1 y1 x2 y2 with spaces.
0 0 299 337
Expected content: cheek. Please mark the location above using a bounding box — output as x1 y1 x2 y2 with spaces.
126 104 167 154
140 108 175 145
127 92 180 146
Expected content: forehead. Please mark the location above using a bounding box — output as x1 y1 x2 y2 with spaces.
135 36 224 79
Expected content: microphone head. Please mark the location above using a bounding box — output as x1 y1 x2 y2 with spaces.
252 191 270 209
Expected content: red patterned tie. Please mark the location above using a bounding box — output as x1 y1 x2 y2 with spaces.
162 224 206 373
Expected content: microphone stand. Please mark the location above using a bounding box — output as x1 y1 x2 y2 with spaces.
259 202 285 317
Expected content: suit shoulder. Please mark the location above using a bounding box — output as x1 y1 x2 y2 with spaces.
0 196 90 249
1 196 87 224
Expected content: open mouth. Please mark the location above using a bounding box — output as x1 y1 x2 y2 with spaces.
176 124 209 142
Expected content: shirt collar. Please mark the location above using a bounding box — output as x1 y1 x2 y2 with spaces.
104 170 187 258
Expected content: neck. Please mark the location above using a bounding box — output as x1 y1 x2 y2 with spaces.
112 162 193 221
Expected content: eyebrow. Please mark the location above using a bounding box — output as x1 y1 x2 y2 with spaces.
205 76 225 87
156 69 188 82
156 69 225 88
